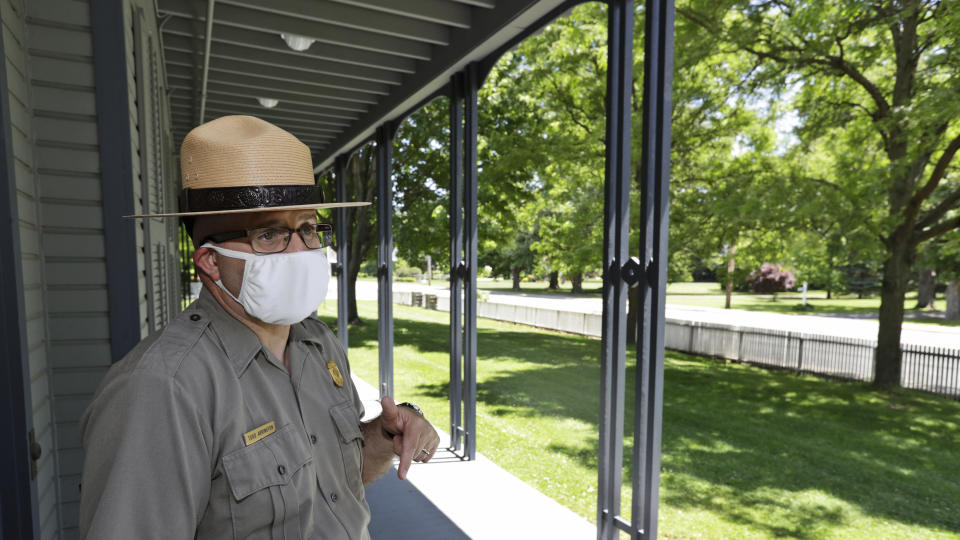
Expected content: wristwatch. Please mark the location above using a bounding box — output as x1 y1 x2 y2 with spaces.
397 402 424 417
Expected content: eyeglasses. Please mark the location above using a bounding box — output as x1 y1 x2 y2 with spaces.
202 223 334 254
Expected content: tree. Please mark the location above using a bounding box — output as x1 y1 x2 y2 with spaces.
389 49 557 288
914 231 960 316
914 267 937 308
487 2 769 299
483 228 537 289
392 98 452 271
681 0 960 389
324 144 377 326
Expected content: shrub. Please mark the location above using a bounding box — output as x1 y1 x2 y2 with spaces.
747 263 797 293
395 265 422 279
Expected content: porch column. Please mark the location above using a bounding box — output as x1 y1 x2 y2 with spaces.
463 63 480 461
632 0 674 537
597 0 633 538
597 0 674 538
447 64 480 461
335 154 349 351
92 0 140 362
376 125 395 398
0 13 39 538
448 72 464 452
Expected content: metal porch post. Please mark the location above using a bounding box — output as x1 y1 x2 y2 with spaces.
335 154 349 351
597 0 674 537
376 125 394 398
463 63 480 461
0 12 39 538
598 0 632 538
449 72 465 452
92 0 141 362
633 1 673 537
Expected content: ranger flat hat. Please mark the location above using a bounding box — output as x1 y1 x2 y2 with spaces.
126 115 368 218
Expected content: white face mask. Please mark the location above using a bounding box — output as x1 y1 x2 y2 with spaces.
202 243 330 325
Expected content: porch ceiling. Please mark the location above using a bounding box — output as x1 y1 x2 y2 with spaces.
157 0 569 173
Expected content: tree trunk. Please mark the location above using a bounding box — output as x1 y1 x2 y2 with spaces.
874 237 915 390
946 281 960 320
548 271 559 290
724 245 736 309
511 267 521 291
331 145 377 327
915 268 936 309
346 265 362 325
571 272 584 294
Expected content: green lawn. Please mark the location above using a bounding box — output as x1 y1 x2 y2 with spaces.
318 301 960 539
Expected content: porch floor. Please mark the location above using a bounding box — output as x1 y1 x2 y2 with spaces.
353 376 596 540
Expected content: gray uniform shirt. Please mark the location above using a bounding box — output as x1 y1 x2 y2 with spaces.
79 289 370 539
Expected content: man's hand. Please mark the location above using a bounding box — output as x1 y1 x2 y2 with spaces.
379 396 440 480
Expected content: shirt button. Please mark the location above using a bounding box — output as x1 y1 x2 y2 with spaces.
330 492 338 503
190 314 201 321
310 434 318 445
277 465 286 475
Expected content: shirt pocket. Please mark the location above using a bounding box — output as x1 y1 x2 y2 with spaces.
222 423 313 540
330 400 364 498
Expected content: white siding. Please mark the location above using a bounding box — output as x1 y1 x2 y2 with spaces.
25 0 102 536
3 0 59 537
4 0 180 536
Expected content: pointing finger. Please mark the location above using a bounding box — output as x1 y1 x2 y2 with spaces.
397 431 422 480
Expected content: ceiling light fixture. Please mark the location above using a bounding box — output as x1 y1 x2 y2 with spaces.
257 97 279 109
280 33 316 52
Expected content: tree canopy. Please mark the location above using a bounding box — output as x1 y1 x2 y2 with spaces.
680 0 960 388
343 0 960 391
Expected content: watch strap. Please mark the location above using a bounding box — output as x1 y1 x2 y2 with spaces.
397 402 424 417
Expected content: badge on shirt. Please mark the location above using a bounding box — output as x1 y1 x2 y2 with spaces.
327 360 344 387
243 421 276 446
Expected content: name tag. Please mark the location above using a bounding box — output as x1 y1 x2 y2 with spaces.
243 421 276 446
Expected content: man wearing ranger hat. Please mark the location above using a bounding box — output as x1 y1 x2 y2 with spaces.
78 115 439 539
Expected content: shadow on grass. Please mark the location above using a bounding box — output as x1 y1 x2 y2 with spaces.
544 354 960 536
321 310 960 535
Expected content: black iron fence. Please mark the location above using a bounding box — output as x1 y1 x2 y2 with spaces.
902 344 960 399
665 319 960 400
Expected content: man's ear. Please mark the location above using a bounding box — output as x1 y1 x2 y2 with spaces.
193 247 220 281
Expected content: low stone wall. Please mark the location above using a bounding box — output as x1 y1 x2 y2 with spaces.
392 291 601 337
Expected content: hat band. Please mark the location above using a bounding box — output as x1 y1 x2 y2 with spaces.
178 185 324 213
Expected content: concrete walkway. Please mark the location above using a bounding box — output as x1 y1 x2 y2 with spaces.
353 375 596 540
327 278 960 348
